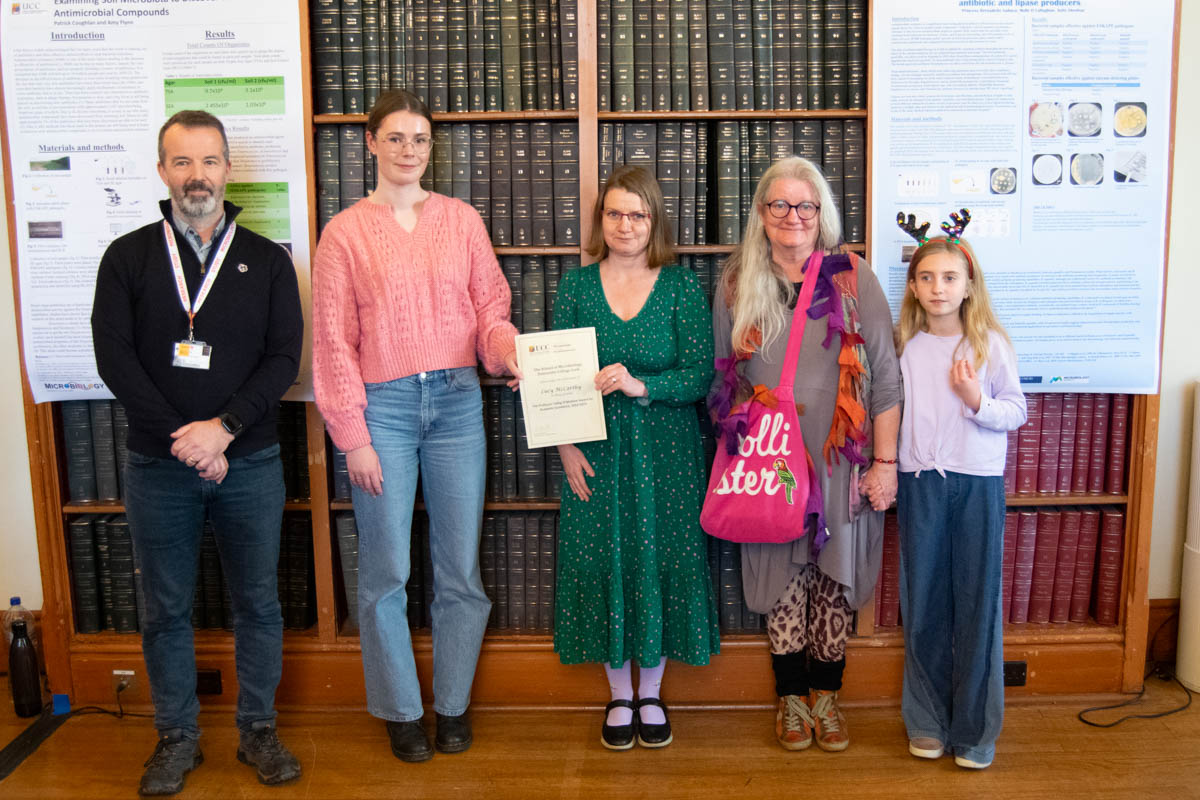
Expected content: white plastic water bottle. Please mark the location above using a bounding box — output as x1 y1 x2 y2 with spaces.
3 596 34 647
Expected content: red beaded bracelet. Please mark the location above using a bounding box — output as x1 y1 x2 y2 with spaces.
873 457 897 464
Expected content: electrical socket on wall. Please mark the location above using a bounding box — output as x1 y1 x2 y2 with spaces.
112 668 137 694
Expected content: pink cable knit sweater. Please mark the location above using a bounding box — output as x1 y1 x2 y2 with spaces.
313 193 518 451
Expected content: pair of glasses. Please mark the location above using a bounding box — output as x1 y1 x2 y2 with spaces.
380 134 432 154
603 209 652 225
764 200 821 220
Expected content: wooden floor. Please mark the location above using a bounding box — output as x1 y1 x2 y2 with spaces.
2 679 1198 799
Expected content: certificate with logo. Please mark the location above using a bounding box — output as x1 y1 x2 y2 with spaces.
515 327 608 449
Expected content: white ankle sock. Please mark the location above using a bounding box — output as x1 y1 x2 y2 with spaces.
637 657 668 725
604 660 634 726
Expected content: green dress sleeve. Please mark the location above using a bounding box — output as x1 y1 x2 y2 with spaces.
638 267 715 407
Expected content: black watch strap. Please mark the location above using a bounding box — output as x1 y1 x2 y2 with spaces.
218 412 244 438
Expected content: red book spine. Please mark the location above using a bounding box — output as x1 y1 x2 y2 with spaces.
1004 428 1018 496
1028 509 1061 623
1009 510 1038 623
1069 508 1101 622
1091 508 1125 625
1071 393 1095 494
1057 393 1078 493
1037 395 1062 493
1106 394 1130 495
878 513 901 627
1050 508 1081 622
1088 394 1111 494
1001 510 1018 623
1016 394 1041 495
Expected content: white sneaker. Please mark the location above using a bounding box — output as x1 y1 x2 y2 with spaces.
909 737 944 759
954 754 992 769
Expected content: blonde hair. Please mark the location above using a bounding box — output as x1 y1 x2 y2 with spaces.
585 165 675 270
896 238 1010 369
718 157 842 356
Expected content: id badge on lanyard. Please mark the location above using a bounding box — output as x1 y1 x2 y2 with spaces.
163 220 236 370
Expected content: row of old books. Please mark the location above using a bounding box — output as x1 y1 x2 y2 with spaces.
596 0 866 112
316 122 582 246
60 400 311 504
600 118 865 245
873 507 1127 628
67 513 316 634
312 0 580 115
333 510 765 634
1004 393 1131 497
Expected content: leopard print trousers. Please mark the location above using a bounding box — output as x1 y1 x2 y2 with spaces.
766 564 853 660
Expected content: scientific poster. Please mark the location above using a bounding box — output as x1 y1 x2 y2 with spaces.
1 0 312 402
870 0 1175 393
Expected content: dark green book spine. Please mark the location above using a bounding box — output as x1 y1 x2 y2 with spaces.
558 0 578 109
738 120 751 231
503 254 522 334
379 0 392 89
486 388 502 501
69 517 101 634
342 0 367 114
307 128 339 227
61 400 96 502
694 122 708 244
525 512 542 629
806 0 823 110
715 120 740 244
651 0 671 111
552 123 579 245
412 0 430 103
752 1 773 110
428 0 449 111
335 513 360 630
793 119 821 163
363 0 382 109
482 514 498 626
108 517 137 633
111 401 129 500
467 0 485 109
448 0 469 111
451 122 472 203
842 118 865 243
822 118 845 234
611 0 635 111
484 0 503 110
500 388 518 499
516 380 546 495
749 119 771 194
95 515 113 630
597 0 612 111
534 0 553 109
598 122 614 186
470 123 492 229
632 0 653 111
499 0 522 109
790 0 807 109
490 123 513 245
669 0 689 110
548 0 563 109
771 120 792 162
312 0 344 114
707 1 734 111
846 0 866 110
657 122 681 244
823 0 846 109
732 4 754 109
390 0 408 89
518 0 538 108
511 122 533 246
687 0 708 110
540 514 556 631
678 121 697 245
624 122 656 169
772 1 791 109
90 400 119 502
432 125 453 195
506 514 526 630
530 122 554 246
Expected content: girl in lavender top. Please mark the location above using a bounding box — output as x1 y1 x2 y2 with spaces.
893 212 1027 771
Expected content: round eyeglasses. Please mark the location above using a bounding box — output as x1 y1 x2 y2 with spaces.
379 134 432 154
764 200 821 221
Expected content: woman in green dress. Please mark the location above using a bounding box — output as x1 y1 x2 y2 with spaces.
552 165 720 751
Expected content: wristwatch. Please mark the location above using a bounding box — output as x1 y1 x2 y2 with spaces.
218 412 244 438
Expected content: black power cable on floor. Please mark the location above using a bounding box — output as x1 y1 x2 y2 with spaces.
1077 611 1194 727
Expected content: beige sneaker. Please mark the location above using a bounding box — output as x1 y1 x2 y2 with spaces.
909 737 945 759
809 690 849 752
775 694 815 751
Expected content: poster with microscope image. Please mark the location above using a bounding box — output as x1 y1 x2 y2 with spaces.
1 0 312 402
869 0 1175 393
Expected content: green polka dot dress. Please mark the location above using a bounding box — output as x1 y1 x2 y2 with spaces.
552 263 720 668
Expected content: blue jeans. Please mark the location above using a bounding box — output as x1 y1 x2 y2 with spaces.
354 367 491 721
124 443 286 739
897 470 1005 765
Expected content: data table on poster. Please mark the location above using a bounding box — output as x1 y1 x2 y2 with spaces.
163 77 286 117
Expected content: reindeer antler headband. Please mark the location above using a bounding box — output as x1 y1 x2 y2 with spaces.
896 208 974 279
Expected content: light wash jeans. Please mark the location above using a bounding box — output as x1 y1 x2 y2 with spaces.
124 443 286 739
897 470 1006 766
354 367 491 721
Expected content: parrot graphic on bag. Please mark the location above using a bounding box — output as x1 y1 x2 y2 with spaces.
773 458 796 505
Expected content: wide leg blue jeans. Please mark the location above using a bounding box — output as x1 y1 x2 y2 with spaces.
124 443 286 739
354 367 491 721
897 470 1005 765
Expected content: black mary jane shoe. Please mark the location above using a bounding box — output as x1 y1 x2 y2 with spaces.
635 697 673 748
600 699 638 751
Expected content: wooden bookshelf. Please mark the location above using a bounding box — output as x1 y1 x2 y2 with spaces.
12 0 1158 710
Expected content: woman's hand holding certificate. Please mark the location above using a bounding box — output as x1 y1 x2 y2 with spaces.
514 328 608 449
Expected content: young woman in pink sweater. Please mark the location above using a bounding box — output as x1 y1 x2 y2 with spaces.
312 90 519 763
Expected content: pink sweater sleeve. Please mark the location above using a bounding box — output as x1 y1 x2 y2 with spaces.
466 209 519 375
311 219 372 452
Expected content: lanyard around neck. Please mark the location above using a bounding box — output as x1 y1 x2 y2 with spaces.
162 219 236 341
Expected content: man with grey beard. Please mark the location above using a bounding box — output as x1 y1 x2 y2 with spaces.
91 110 304 796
